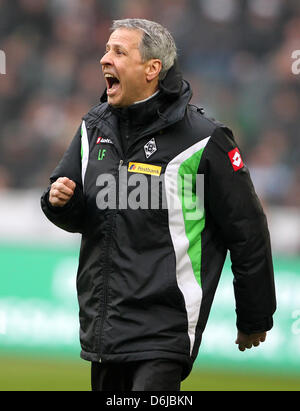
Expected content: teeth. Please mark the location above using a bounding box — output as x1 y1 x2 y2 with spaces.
105 74 114 78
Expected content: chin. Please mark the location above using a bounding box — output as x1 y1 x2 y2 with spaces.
108 96 121 107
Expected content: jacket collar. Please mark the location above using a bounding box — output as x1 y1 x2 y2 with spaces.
83 61 192 139
99 59 185 105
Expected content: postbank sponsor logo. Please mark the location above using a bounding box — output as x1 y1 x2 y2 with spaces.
128 162 162 176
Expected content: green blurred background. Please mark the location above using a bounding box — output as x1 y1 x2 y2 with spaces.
0 244 299 390
1 0 300 391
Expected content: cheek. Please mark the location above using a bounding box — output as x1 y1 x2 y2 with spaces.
128 70 147 90
118 63 147 100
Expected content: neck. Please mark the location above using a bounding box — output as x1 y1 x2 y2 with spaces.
133 89 160 105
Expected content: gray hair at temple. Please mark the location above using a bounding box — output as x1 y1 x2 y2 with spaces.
111 18 177 80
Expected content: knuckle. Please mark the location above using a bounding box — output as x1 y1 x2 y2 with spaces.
56 183 64 191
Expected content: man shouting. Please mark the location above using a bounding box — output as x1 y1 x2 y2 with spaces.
41 18 276 391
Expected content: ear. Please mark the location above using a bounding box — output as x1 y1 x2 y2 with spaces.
145 59 162 82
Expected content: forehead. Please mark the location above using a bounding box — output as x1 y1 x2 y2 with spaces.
107 28 143 50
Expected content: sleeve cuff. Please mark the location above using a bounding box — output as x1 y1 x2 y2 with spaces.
42 186 75 215
236 316 273 335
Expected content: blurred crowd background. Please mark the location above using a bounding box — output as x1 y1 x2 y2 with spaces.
0 0 299 208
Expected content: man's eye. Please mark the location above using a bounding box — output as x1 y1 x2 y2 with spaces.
103 49 124 56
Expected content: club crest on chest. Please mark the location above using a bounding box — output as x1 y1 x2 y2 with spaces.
144 138 157 159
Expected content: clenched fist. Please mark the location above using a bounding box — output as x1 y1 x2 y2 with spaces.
49 177 76 207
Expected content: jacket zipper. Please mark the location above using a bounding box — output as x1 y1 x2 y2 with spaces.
97 157 127 362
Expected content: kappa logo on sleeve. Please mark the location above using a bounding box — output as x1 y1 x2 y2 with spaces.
228 147 244 171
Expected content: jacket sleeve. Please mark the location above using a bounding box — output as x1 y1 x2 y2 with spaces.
40 124 85 234
203 126 276 334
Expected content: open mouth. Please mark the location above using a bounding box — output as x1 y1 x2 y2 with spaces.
105 73 120 95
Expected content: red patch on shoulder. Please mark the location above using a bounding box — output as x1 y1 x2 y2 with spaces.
228 148 244 171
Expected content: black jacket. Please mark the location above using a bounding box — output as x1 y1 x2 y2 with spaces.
41 64 276 379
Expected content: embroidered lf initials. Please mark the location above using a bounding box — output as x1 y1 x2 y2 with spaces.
98 149 106 160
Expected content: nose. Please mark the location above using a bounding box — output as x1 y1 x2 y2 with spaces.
100 50 113 67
